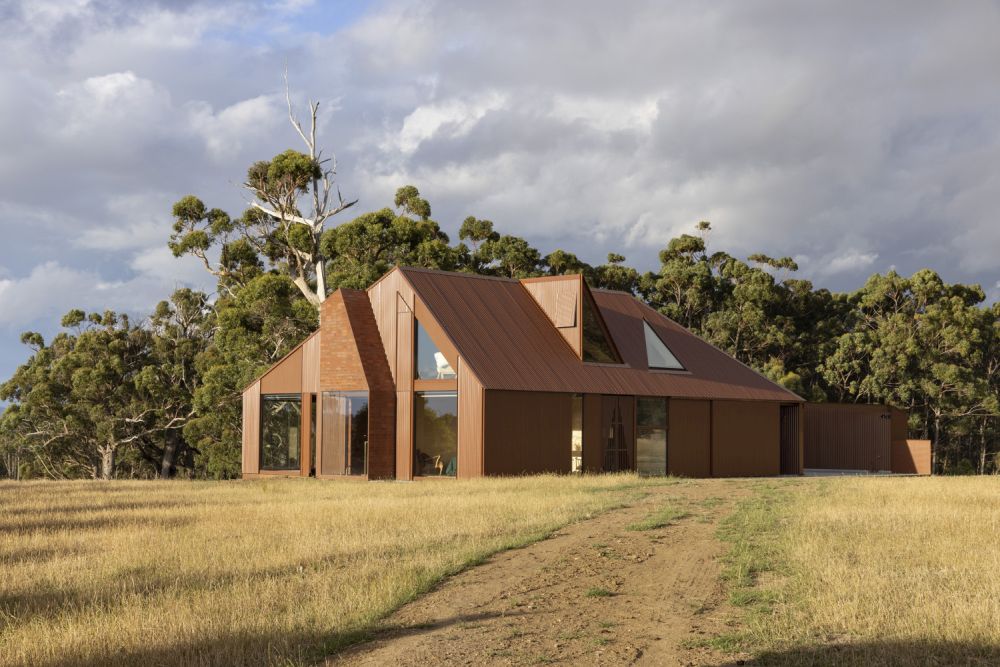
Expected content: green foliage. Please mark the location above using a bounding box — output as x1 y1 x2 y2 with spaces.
4 141 998 479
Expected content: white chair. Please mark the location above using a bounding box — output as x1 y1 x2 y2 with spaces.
434 352 455 378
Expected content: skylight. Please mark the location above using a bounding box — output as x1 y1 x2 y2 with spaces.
643 321 684 370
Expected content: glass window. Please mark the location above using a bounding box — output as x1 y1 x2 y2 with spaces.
310 394 317 476
571 394 584 473
321 392 369 476
260 394 301 471
415 320 456 379
582 290 621 364
414 391 458 477
644 321 684 370
636 397 668 476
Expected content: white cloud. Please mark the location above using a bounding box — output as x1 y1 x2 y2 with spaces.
815 250 880 277
187 94 286 161
394 92 508 154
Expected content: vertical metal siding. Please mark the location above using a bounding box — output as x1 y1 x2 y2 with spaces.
483 390 572 475
457 358 484 478
712 401 780 477
667 399 711 477
780 404 803 474
241 381 260 476
301 332 320 393
803 404 894 472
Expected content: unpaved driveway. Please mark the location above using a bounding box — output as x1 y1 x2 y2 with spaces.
330 479 751 666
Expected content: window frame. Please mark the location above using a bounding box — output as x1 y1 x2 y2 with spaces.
413 390 459 478
259 393 303 472
642 320 687 372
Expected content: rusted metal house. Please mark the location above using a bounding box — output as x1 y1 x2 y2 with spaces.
802 403 931 475
241 267 806 480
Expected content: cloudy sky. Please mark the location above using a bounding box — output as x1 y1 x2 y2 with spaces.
1 0 999 384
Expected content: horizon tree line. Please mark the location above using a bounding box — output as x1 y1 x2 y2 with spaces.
2 101 997 479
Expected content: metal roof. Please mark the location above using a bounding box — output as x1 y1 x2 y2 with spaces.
396 267 803 402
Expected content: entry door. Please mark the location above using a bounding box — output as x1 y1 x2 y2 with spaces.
600 396 635 472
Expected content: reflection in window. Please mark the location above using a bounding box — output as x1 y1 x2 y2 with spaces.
415 320 456 379
643 321 684 370
571 394 584 473
636 397 667 476
414 391 458 477
310 394 317 475
582 290 621 364
321 392 369 476
260 394 301 470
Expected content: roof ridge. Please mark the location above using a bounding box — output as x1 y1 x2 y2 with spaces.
397 265 521 283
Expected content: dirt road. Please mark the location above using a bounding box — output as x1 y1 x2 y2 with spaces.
330 479 750 666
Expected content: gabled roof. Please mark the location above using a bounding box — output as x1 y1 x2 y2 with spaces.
395 267 802 402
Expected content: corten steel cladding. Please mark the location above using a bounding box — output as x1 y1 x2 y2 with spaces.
397 267 802 402
712 401 781 477
667 399 711 477
891 440 932 475
803 403 894 472
779 404 804 475
483 390 572 475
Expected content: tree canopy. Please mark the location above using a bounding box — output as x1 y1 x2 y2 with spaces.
2 169 997 479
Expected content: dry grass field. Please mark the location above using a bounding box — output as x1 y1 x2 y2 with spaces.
3 475 998 667
0 474 657 666
722 476 1000 665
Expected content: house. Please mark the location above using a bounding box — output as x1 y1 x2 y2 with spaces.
241 266 806 480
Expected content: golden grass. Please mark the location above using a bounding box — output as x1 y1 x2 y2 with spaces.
734 476 1000 665
0 474 658 666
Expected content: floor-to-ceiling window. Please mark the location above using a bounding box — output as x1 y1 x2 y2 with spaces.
571 394 584 473
636 397 667 476
414 391 458 476
415 320 456 379
321 392 369 476
260 394 301 471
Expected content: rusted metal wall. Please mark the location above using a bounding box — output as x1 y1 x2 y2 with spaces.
484 390 572 475
667 399 711 477
367 268 415 385
779 404 804 475
241 380 260 476
394 295 414 480
890 407 908 442
803 403 893 471
260 346 303 394
302 332 321 393
891 439 932 475
457 358 484 478
712 401 780 477
520 275 582 357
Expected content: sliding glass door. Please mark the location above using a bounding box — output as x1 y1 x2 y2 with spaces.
321 391 369 476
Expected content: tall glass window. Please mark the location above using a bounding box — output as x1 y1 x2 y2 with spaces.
415 320 456 380
414 391 458 477
260 394 301 471
309 394 317 475
582 290 621 364
636 397 668 476
571 394 584 473
321 392 369 476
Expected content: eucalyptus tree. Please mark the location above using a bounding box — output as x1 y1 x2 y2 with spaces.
171 81 356 309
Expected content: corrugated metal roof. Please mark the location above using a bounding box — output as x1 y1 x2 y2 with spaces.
397 267 803 402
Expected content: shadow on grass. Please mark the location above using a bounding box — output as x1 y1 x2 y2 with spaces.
0 513 195 534
1 499 201 518
712 640 1000 667
19 611 536 667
